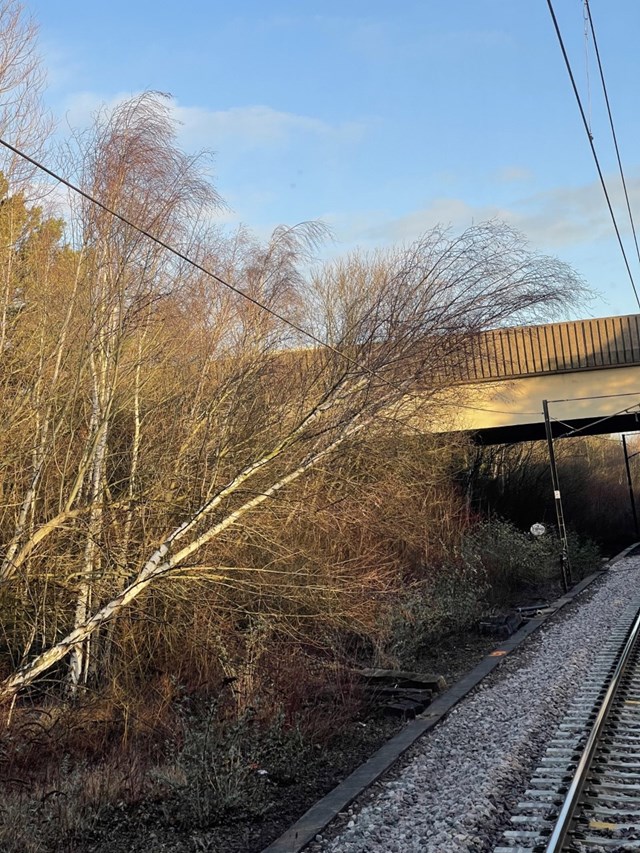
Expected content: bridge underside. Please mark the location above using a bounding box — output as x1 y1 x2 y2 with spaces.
470 412 640 445
433 363 640 446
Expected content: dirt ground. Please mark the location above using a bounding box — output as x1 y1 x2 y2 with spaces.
76 629 500 853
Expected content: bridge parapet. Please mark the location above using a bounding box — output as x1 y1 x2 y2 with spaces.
455 314 640 383
432 314 640 443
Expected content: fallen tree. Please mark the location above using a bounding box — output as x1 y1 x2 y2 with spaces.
0 130 585 700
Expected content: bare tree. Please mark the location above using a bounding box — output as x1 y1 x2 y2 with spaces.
0 0 52 359
0 219 584 702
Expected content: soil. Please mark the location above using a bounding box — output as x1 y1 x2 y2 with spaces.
77 628 501 853
83 716 400 853
413 631 499 685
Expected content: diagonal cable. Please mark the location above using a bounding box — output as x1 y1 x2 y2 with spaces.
0 135 529 417
546 0 640 310
585 0 640 267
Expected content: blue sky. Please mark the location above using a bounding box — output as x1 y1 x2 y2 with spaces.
23 0 640 318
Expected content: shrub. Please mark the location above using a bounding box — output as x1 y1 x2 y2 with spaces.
461 517 600 603
152 704 309 828
564 529 602 581
380 517 602 668
462 518 558 601
380 559 488 667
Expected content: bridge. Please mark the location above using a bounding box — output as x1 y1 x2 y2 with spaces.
435 314 640 444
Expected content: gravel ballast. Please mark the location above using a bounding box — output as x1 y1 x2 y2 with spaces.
312 556 640 853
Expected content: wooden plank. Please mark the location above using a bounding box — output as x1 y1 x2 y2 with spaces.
358 669 447 692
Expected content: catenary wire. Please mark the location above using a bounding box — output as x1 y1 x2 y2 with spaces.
550 415 636 442
549 390 640 403
582 0 593 136
0 135 542 418
0 138 360 368
585 0 640 267
546 0 640 310
548 401 640 439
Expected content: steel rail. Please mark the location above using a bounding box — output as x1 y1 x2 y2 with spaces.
544 606 640 851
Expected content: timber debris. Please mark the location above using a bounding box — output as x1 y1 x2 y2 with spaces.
357 669 447 718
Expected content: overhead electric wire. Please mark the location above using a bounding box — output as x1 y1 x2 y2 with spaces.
0 135 521 417
548 401 640 439
550 415 637 442
582 0 593 136
549 390 640 404
0 138 360 369
546 0 640 310
584 0 640 267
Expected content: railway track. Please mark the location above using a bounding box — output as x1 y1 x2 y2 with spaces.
496 597 640 852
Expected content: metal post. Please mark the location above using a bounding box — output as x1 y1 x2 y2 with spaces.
622 434 640 539
543 399 572 591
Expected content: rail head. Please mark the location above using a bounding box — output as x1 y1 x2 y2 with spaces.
544 605 640 851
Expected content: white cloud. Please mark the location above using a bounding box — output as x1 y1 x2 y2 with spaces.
336 174 640 252
494 165 534 183
509 178 640 248
174 103 365 151
60 92 365 154
59 90 124 132
306 15 513 63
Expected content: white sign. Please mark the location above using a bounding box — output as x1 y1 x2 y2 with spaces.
530 523 546 537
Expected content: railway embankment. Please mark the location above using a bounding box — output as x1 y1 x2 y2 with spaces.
291 550 640 853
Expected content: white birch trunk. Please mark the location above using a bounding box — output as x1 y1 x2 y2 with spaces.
0 389 374 703
0 256 84 581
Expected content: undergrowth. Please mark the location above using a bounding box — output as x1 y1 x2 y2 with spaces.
380 517 601 667
0 516 601 851
152 704 309 828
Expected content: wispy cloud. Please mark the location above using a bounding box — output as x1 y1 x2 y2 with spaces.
334 175 640 252
60 92 365 153
173 104 365 151
494 165 534 184
306 15 513 62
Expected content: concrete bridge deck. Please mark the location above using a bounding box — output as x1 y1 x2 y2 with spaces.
436 314 640 443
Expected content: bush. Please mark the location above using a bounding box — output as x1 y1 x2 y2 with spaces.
564 529 602 581
381 559 488 667
380 518 602 667
152 704 309 828
462 518 558 601
461 518 601 603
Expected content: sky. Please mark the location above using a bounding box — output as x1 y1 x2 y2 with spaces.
20 0 640 319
